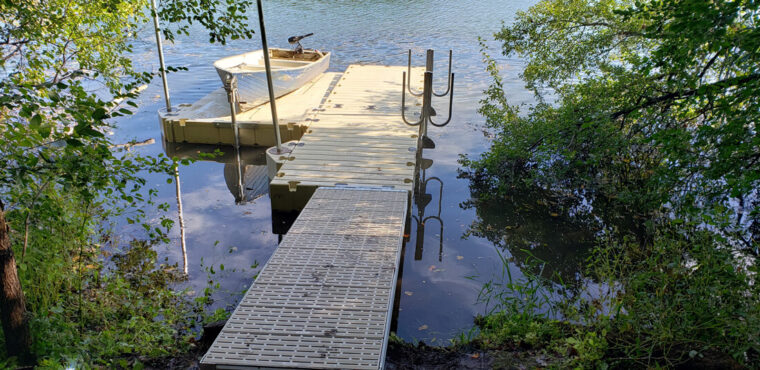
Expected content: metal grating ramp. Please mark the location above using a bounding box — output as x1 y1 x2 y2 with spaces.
201 187 408 369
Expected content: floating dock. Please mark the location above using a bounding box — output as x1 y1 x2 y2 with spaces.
159 72 341 146
269 65 422 211
199 65 428 369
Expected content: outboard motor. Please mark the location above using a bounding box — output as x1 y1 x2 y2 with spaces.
288 33 313 53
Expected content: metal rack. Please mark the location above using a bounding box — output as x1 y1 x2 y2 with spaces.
401 49 455 149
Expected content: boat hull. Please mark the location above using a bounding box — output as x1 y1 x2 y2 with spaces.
213 48 330 109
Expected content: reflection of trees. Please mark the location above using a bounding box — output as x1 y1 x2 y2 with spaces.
461 156 650 284
462 186 599 284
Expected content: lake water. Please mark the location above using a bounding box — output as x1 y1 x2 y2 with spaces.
112 0 594 344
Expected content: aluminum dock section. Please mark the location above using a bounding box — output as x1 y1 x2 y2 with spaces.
200 187 408 369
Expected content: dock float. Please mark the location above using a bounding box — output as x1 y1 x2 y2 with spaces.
159 72 340 146
200 187 408 369
200 64 430 369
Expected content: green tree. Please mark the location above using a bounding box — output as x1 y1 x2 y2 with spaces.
0 0 254 362
463 0 760 366
466 0 759 247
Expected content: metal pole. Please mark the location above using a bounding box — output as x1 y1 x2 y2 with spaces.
425 49 435 73
421 71 433 139
234 147 245 203
150 0 171 112
421 49 435 138
151 0 188 274
256 0 283 153
226 76 242 150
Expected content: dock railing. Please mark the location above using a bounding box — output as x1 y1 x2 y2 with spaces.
401 49 455 149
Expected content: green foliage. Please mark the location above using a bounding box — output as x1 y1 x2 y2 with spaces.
466 0 760 236
0 0 256 365
591 223 760 367
465 0 760 367
563 329 608 367
159 0 256 44
0 185 218 366
476 250 558 319
476 312 568 349
474 221 760 367
472 252 573 364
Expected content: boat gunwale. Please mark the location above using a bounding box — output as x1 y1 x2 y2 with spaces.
214 48 331 75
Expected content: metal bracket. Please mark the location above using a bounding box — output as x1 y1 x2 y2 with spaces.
400 49 455 141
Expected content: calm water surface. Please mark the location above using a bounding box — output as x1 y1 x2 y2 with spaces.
112 0 592 343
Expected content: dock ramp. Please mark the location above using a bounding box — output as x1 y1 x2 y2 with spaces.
200 187 408 369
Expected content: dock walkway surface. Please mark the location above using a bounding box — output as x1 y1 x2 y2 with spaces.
270 65 422 211
200 188 408 369
201 65 423 369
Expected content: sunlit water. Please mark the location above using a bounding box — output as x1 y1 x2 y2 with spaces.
110 0 595 344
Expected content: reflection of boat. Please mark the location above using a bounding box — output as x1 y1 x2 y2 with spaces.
163 142 270 204
213 48 330 108
224 162 269 204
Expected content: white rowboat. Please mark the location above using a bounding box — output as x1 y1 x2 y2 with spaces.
213 48 330 109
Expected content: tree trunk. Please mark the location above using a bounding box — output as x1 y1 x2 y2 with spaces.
0 199 32 363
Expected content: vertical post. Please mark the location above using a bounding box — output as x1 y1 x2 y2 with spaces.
151 0 189 275
421 71 433 140
256 0 283 153
421 49 435 139
226 76 242 150
150 0 171 112
233 148 245 203
425 49 435 73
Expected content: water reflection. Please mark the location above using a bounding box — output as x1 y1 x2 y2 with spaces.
461 189 597 284
163 141 270 204
412 149 444 262
392 144 445 334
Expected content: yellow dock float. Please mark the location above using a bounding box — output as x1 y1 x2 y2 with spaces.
158 72 341 146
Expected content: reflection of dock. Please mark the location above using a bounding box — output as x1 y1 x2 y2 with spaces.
200 65 430 369
163 142 270 204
